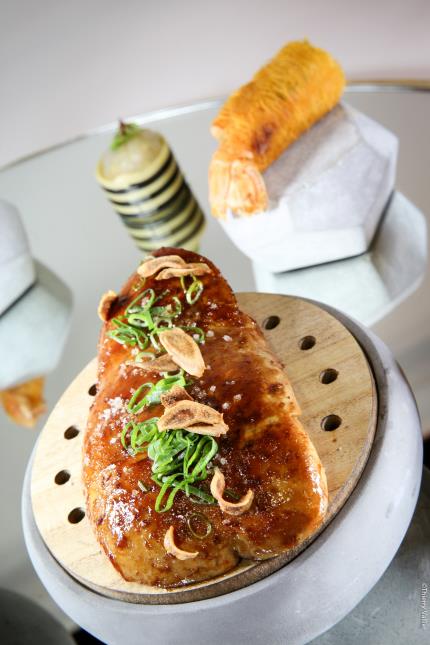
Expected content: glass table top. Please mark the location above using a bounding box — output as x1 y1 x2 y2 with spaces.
0 83 429 630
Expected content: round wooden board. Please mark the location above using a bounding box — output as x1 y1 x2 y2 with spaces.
31 293 377 604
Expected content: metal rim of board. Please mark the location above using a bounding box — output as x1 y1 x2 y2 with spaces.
30 293 378 604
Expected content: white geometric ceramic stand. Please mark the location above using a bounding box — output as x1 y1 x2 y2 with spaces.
0 262 73 390
220 103 398 272
22 298 422 645
0 201 74 390
0 199 35 315
253 191 427 327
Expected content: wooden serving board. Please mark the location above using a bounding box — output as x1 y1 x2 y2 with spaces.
31 293 377 604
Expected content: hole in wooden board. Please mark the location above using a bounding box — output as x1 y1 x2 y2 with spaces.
55 470 70 485
320 368 339 384
321 415 342 432
299 335 316 350
64 426 79 440
263 315 280 330
88 383 97 396
68 507 85 524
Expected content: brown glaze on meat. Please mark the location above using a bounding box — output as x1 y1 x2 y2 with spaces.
83 248 328 588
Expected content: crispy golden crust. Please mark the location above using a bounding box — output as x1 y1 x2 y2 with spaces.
83 248 327 588
209 40 345 217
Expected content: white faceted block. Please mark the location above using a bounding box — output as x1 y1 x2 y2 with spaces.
220 103 398 272
0 262 73 390
253 192 426 327
0 200 36 315
0 202 73 389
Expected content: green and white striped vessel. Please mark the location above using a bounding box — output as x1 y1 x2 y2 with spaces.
96 123 205 252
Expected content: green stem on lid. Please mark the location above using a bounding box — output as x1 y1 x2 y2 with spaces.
111 120 141 151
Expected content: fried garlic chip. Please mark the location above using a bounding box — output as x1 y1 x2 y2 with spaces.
159 328 205 377
164 526 198 560
210 467 254 516
137 255 185 278
155 263 211 280
127 353 179 373
158 399 228 437
160 384 193 408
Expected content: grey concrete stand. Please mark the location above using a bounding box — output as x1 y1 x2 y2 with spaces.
312 467 430 644
22 305 424 645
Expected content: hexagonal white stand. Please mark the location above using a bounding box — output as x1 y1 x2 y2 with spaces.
0 200 73 390
0 262 73 390
220 103 398 272
0 200 35 316
253 192 427 327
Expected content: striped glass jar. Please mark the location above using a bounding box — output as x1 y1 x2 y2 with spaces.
96 129 205 253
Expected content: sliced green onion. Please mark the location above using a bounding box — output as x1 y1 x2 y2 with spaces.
127 372 186 414
153 477 215 513
153 288 169 303
128 309 154 330
127 383 153 414
121 421 133 450
138 480 149 493
180 275 204 305
224 488 241 501
148 321 174 350
180 325 205 344
186 279 203 305
115 271 221 513
126 288 155 315
149 330 161 351
107 318 149 349
187 492 218 506
122 416 219 512
151 296 182 321
121 417 159 454
187 512 212 539
150 431 217 512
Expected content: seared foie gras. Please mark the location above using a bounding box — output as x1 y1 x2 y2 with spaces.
83 248 327 587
